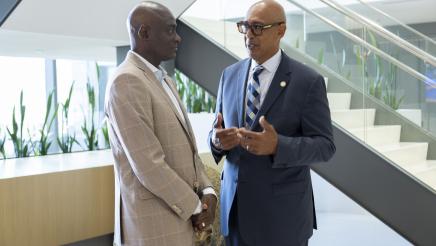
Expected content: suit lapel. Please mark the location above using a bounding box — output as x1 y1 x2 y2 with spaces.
163 76 198 152
126 52 195 150
237 59 251 128
251 52 293 130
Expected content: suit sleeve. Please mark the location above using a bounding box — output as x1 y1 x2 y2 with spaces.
107 74 199 221
273 75 336 168
208 71 229 164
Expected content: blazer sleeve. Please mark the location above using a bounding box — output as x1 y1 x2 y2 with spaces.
208 71 229 164
106 74 199 221
195 153 214 191
273 75 336 168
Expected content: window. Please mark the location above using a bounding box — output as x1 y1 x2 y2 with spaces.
0 56 46 157
0 56 115 158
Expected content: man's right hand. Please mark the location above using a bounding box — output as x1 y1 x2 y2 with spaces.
212 112 240 150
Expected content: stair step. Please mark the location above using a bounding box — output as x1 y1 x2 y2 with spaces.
414 164 436 190
349 125 401 146
331 109 376 129
378 142 428 167
405 160 436 174
327 93 351 110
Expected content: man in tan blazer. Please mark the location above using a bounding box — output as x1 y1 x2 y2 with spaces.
104 2 216 245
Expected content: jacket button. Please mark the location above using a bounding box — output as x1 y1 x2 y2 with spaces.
172 205 182 214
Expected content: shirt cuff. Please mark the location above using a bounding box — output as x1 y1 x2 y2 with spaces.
202 187 217 197
193 201 202 215
192 188 217 215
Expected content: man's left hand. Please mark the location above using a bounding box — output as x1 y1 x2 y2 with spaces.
192 194 217 231
238 116 278 155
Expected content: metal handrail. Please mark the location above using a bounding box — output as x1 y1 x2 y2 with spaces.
319 0 436 67
356 0 436 49
286 0 435 87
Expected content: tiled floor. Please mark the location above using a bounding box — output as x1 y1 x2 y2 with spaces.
310 172 411 246
309 212 411 246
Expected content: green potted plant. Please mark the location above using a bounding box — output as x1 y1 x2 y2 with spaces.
7 90 32 158
34 91 58 156
101 120 110 149
0 128 6 159
81 81 98 151
174 70 216 113
57 82 78 153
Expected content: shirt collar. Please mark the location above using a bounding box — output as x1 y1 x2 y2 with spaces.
131 50 167 82
250 49 282 73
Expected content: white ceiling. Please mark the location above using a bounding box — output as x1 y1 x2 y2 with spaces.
0 0 434 62
0 0 195 62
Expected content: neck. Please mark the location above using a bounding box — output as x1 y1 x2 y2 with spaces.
254 48 280 65
132 47 160 68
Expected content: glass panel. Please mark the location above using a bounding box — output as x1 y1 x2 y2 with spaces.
182 0 436 192
347 0 436 57
0 56 46 158
295 0 435 82
56 59 114 152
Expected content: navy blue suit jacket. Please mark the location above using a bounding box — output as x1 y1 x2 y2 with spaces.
209 51 336 245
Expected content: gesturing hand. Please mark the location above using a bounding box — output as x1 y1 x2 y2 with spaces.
192 194 217 231
212 112 240 150
238 116 278 155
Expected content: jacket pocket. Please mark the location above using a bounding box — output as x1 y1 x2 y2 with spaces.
272 180 306 196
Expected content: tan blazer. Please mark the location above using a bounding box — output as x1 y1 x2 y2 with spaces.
105 51 212 246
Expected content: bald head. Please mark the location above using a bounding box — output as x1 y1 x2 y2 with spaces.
128 1 171 43
243 0 286 64
247 0 286 24
126 1 181 67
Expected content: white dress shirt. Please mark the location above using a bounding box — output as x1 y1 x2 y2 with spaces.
131 51 215 215
247 49 282 106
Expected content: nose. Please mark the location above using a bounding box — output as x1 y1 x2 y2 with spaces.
246 27 255 39
175 32 182 44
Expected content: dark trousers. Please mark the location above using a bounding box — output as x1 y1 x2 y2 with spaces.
225 194 250 246
224 195 309 246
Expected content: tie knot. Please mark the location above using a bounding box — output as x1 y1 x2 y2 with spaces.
253 65 264 80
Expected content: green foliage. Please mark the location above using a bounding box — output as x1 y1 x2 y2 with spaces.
355 31 405 110
383 63 404 110
0 129 6 159
101 121 110 149
174 70 216 113
34 91 58 156
6 91 31 158
81 82 98 151
57 82 78 153
317 48 324 65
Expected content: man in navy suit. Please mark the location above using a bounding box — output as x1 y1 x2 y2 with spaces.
208 1 336 245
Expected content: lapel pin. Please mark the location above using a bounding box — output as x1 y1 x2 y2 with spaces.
280 81 287 87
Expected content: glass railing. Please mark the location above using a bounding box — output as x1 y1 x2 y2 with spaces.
343 0 436 58
291 0 436 86
181 0 436 192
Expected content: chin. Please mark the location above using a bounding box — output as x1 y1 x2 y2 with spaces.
248 51 260 61
164 54 177 61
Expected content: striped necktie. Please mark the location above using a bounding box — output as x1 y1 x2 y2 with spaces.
245 65 264 128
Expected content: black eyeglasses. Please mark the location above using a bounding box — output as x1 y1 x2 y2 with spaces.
237 21 285 36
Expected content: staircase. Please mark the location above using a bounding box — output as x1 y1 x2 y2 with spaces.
176 15 436 245
327 90 436 190
183 16 436 192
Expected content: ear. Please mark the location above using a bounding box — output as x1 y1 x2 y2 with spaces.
278 23 286 38
137 24 150 40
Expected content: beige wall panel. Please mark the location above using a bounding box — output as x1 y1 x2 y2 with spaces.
0 166 114 246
